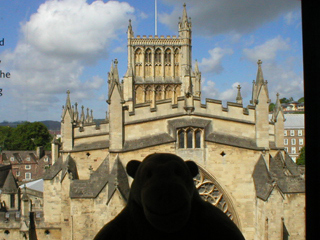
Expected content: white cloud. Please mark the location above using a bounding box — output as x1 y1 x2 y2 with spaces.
198 47 233 74
1 0 135 112
159 0 300 36
243 36 290 62
284 11 301 25
202 80 251 103
261 62 303 102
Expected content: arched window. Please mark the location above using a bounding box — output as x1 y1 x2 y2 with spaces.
195 130 201 148
155 48 161 64
174 48 180 76
135 48 142 63
145 48 151 64
178 130 185 148
187 129 193 148
165 49 171 65
145 49 152 77
177 127 203 149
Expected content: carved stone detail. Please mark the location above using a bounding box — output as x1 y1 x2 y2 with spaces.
194 166 239 226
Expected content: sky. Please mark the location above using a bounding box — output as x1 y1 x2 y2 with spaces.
0 0 303 122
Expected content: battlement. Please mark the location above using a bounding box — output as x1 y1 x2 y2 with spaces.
125 96 256 124
0 211 21 223
131 35 182 46
135 35 178 39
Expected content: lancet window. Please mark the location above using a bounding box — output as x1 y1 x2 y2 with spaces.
145 48 152 64
165 49 171 65
145 48 152 77
135 48 142 77
155 48 161 64
174 48 180 76
177 127 203 149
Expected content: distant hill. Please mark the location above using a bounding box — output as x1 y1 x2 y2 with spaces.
0 120 61 131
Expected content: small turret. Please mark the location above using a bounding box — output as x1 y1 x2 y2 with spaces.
236 85 243 105
272 93 285 148
251 60 270 148
61 90 74 150
127 19 134 39
179 3 192 31
251 60 270 105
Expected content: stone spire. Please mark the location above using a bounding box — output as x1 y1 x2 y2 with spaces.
179 3 192 33
256 59 264 86
113 59 119 82
271 93 284 122
251 60 270 105
194 59 200 74
65 90 72 110
236 85 243 105
80 105 85 123
90 109 94 123
108 61 114 86
127 19 134 38
61 90 73 121
180 3 191 30
73 102 79 123
107 59 124 104
86 108 90 123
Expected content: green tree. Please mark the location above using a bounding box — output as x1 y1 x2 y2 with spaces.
269 103 275 112
280 97 294 104
7 122 52 150
298 97 304 103
296 146 305 165
0 126 13 151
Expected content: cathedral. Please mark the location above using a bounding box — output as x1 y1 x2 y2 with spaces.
0 4 305 240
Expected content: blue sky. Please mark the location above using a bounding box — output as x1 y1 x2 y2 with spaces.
0 0 303 122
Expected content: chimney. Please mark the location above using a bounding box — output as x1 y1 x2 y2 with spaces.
36 146 44 159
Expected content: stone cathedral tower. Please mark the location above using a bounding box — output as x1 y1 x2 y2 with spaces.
0 4 304 240
122 3 201 113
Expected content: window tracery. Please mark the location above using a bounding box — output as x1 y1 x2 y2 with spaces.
165 49 171 65
177 127 203 149
155 48 161 64
194 166 238 226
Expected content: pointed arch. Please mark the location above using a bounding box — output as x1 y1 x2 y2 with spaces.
165 48 172 78
174 48 180 77
178 130 185 148
135 48 142 77
194 164 241 229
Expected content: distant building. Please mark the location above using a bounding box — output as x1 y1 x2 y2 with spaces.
283 114 305 162
0 147 52 183
281 101 304 113
0 165 39 239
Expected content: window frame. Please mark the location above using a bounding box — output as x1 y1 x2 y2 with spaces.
25 172 32 180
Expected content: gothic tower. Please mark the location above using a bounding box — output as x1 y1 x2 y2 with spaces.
122 4 201 113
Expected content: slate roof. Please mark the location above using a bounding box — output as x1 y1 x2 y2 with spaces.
20 179 44 192
252 155 274 201
253 151 305 201
70 155 130 202
269 151 305 193
123 133 175 152
207 132 263 150
43 156 63 180
284 114 304 129
0 165 19 194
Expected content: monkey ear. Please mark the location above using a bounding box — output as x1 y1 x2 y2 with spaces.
126 160 141 178
185 161 199 178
